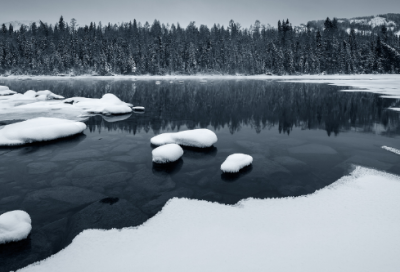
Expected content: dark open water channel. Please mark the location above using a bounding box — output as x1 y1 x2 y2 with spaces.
1 79 400 271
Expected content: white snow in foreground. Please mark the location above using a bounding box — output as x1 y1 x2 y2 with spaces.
382 146 400 155
0 117 86 146
63 94 133 115
0 211 32 244
19 166 400 272
151 129 217 148
152 144 184 163
221 153 253 173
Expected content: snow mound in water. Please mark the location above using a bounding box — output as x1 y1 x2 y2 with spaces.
64 93 132 115
152 144 184 163
0 90 65 109
0 210 32 244
221 153 253 173
382 146 400 155
133 106 145 111
0 86 17 96
18 166 400 272
151 129 217 148
0 117 86 146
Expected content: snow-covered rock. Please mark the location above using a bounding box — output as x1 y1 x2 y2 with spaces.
221 153 253 173
151 129 217 148
22 90 64 100
0 117 86 146
152 144 184 163
64 93 132 115
0 210 32 244
36 90 65 100
133 106 145 111
0 86 17 96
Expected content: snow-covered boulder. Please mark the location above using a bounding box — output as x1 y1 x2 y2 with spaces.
36 90 65 100
0 86 17 96
152 144 184 163
0 210 32 244
133 106 145 111
221 153 253 173
0 117 86 146
151 129 218 148
23 90 64 100
64 93 132 115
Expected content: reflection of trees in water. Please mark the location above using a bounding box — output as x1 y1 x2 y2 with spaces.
5 80 400 136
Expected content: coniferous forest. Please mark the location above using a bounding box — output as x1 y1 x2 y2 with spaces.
0 16 399 76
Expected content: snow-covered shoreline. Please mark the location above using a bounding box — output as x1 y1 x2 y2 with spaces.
1 74 399 81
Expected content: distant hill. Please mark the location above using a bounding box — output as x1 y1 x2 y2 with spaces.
0 20 42 30
307 13 400 35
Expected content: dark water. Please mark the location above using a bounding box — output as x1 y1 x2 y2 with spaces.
1 79 400 271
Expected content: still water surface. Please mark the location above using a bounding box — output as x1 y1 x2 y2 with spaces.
1 79 400 271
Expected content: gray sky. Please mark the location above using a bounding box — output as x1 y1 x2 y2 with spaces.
0 0 398 28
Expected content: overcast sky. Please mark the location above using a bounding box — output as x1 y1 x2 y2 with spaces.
0 0 398 28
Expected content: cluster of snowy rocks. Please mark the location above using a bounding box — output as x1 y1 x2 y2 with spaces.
0 85 143 121
150 128 253 173
0 85 144 147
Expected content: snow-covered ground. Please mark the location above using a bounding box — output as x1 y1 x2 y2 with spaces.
19 167 400 272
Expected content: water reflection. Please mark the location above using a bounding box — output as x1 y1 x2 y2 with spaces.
221 165 253 182
4 79 398 136
152 159 184 177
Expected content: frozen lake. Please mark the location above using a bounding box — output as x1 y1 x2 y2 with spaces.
1 79 400 271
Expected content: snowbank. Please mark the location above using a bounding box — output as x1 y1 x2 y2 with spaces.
151 129 217 148
382 146 400 155
221 153 253 173
63 94 132 115
0 117 86 146
0 210 32 244
19 166 400 272
152 144 184 163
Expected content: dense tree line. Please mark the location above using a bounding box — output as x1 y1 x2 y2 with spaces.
0 16 399 75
